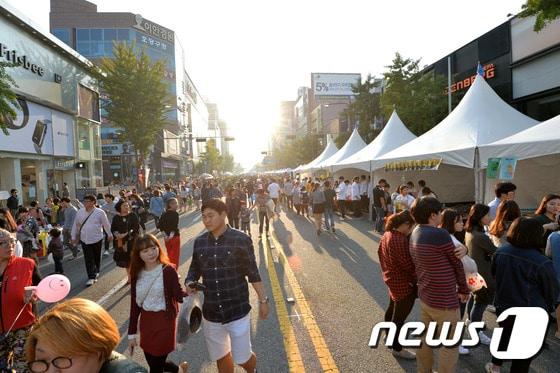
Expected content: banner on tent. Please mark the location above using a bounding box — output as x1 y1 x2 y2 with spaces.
384 158 442 172
486 157 518 180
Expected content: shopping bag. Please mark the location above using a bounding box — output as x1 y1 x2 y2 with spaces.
176 292 203 347
466 272 487 292
47 252 54 264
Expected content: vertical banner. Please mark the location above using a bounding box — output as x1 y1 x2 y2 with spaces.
486 158 501 179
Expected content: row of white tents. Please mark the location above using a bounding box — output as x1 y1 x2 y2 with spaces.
268 75 560 209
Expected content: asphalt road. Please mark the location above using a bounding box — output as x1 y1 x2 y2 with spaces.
36 205 560 373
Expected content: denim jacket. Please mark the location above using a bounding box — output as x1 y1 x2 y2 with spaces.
491 243 559 313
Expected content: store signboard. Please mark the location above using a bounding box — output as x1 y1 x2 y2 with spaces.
312 73 361 96
0 98 74 156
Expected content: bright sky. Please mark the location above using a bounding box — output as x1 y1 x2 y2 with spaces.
7 0 526 169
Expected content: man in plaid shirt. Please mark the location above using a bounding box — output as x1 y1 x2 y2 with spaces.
186 198 269 373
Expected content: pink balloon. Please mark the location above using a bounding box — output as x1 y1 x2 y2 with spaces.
36 274 71 303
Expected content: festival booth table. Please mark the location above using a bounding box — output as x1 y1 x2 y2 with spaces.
370 75 539 204
314 128 367 178
479 114 560 210
332 110 417 180
298 134 339 176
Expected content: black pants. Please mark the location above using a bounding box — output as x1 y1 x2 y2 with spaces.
352 200 362 217
144 352 178 373
491 311 533 372
53 255 64 274
337 200 346 218
384 292 416 351
228 214 239 229
103 231 111 251
272 197 278 212
258 210 269 234
81 240 102 280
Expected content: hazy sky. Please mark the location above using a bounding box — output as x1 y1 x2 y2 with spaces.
7 0 526 168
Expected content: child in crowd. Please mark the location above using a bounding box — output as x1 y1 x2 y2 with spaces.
48 228 64 274
239 201 252 237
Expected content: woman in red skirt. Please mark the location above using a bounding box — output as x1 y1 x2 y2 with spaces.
128 234 188 373
158 198 181 268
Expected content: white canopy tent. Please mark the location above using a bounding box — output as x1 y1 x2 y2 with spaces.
370 76 539 203
334 111 417 172
315 128 367 170
299 134 339 172
479 114 560 209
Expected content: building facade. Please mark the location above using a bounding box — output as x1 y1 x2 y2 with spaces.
50 0 209 184
424 14 560 122
0 0 102 204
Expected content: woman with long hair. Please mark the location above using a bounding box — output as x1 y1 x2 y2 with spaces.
488 200 521 247
465 204 497 346
440 208 473 355
128 194 147 233
128 234 188 373
377 211 417 360
534 194 560 248
158 198 181 268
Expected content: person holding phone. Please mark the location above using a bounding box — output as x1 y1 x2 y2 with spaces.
127 234 188 373
185 198 268 373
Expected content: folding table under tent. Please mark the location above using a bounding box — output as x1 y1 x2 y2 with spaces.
479 114 560 209
314 128 367 174
369 75 539 204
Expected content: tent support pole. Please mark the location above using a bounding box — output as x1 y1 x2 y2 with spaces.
474 148 482 204
369 160 373 222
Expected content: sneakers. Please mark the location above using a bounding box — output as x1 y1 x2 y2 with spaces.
317 230 321 235
331 227 335 233
103 250 110 256
458 346 470 355
478 331 492 345
486 305 496 313
392 349 416 360
86 279 95 286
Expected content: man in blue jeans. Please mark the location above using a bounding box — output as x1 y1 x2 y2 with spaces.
323 181 337 233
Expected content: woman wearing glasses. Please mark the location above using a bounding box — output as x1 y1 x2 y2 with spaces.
25 298 146 373
0 228 41 372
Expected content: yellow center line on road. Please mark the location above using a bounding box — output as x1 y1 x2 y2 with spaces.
262 236 306 372
269 232 340 373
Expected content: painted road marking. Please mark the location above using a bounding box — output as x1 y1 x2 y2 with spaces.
263 236 306 372
97 277 129 306
270 233 340 373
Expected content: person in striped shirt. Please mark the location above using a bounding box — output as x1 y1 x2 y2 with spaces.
409 197 469 373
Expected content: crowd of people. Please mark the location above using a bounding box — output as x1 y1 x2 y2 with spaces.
2 173 560 372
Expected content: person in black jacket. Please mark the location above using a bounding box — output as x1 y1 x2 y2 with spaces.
158 198 181 269
111 199 140 269
7 189 19 217
486 217 559 373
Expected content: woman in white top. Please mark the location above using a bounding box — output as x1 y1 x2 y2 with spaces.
393 185 416 213
127 234 188 373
